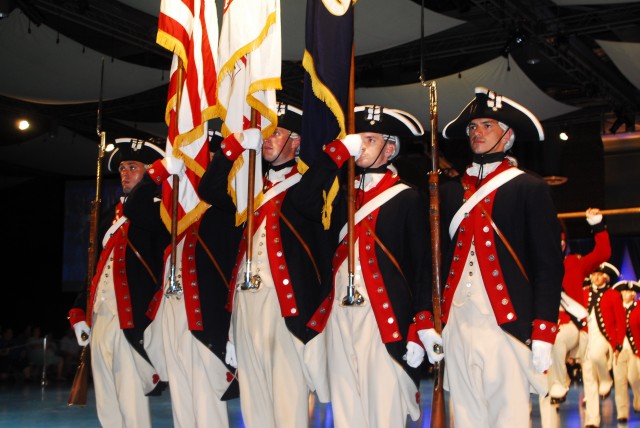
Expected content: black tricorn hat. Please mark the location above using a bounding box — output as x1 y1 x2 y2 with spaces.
595 262 620 284
275 102 303 134
354 105 424 160
442 86 544 142
613 280 640 293
107 138 165 172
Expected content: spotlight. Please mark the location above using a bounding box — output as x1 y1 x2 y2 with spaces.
0 0 15 19
525 39 541 65
501 28 528 57
559 132 569 141
17 119 30 130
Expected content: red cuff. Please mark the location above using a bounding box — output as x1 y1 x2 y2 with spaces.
414 310 435 331
531 319 559 343
146 158 169 184
407 323 421 347
68 308 86 328
220 134 244 161
323 140 352 168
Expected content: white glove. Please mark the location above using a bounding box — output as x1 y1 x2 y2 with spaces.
340 134 363 160
225 340 237 368
585 208 602 226
240 128 262 151
162 156 185 176
418 328 444 364
73 321 91 346
532 340 553 373
404 341 426 368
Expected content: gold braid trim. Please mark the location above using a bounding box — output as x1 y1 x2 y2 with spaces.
160 200 210 236
302 50 346 139
322 178 340 230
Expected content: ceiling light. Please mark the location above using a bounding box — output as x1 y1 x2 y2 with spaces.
524 39 541 65
17 119 30 130
559 132 569 141
0 0 15 19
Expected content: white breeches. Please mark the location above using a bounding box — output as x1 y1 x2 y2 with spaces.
326 296 419 428
232 287 311 428
161 296 231 428
443 303 533 428
91 305 152 428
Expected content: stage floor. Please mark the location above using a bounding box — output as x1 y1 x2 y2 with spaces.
0 377 638 427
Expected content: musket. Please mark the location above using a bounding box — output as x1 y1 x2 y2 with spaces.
427 80 446 428
558 207 640 219
68 58 106 406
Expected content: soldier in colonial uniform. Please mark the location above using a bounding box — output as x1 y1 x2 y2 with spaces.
583 261 625 427
538 209 610 428
293 105 429 428
612 279 640 423
68 138 169 427
202 104 333 428
422 87 564 428
144 131 241 427
549 209 611 403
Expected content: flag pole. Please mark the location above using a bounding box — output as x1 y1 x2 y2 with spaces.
347 45 357 293
341 10 364 307
241 108 260 290
164 60 184 298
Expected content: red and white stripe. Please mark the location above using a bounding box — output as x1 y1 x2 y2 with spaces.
156 0 219 233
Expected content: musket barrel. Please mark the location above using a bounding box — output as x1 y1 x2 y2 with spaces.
428 80 446 428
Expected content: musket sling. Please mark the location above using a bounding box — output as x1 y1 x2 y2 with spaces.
197 234 231 290
363 223 407 284
478 205 529 282
123 230 158 286
277 210 321 283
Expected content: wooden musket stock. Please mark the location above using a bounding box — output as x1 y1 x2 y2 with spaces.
69 59 107 406
428 81 446 428
68 130 105 406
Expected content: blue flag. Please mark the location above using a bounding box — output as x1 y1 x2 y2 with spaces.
300 0 354 170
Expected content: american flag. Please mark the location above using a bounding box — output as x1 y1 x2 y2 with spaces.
156 0 219 234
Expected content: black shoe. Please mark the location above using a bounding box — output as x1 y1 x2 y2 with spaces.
584 425 598 428
550 395 567 405
617 417 628 424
